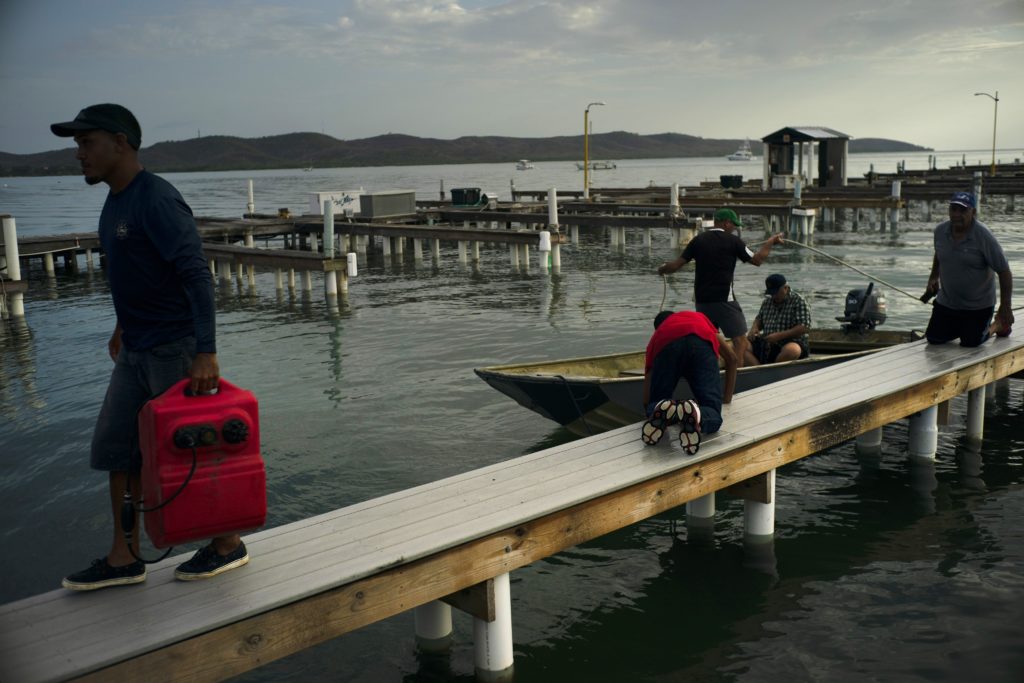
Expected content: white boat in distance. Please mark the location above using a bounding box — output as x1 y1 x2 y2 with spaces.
576 160 617 170
515 159 535 170
727 139 755 161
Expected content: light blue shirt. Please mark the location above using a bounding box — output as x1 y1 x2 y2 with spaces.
933 219 1009 310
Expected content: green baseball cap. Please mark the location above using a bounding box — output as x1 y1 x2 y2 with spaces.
713 208 742 226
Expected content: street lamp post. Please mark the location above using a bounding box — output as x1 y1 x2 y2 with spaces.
583 101 605 200
974 90 999 177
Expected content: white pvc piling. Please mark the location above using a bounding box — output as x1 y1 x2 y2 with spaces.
323 201 335 259
509 244 519 267
473 572 514 681
538 230 551 273
973 172 984 219
43 252 55 276
244 231 256 285
413 238 423 260
890 180 901 232
547 187 558 226
472 241 480 262
246 179 255 215
458 241 468 264
275 268 284 291
855 427 883 455
432 238 441 260
670 183 679 215
1 215 25 317
966 385 985 441
908 405 939 459
686 493 715 523
743 469 776 539
415 601 453 652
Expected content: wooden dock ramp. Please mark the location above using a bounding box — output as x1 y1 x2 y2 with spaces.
1 335 1022 682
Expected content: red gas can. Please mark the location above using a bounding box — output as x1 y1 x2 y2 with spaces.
138 378 266 548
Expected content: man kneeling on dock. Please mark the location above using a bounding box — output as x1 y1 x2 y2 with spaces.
641 310 737 454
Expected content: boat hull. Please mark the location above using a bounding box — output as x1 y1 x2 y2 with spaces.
475 329 919 436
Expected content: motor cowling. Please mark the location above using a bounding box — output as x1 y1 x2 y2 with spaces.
836 283 887 332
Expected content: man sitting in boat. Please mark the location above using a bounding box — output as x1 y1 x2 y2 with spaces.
745 274 811 365
641 310 738 455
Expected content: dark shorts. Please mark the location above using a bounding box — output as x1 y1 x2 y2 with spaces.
925 303 992 348
91 337 196 472
695 300 747 338
751 336 809 364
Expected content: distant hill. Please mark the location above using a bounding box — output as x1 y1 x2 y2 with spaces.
0 131 932 177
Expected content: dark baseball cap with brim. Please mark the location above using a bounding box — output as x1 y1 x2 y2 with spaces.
765 273 787 295
50 104 142 150
949 191 976 209
713 208 742 226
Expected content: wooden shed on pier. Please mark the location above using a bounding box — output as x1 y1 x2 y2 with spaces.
761 126 850 190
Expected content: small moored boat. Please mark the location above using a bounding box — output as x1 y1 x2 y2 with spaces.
575 160 617 170
727 139 754 161
475 327 921 436
515 159 535 170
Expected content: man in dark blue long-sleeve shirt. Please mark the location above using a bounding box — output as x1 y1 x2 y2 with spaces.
51 104 248 590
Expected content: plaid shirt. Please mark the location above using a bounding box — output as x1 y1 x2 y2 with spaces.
755 290 811 344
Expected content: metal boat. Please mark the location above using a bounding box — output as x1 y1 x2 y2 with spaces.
475 327 920 436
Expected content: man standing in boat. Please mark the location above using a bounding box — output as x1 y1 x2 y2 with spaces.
921 191 1013 345
744 274 811 365
657 208 783 367
51 104 249 590
641 310 738 455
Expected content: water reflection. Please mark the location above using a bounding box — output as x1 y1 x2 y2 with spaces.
0 318 45 421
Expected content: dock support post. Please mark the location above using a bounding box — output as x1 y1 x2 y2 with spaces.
966 385 985 441
275 268 284 291
413 238 423 261
432 238 441 261
220 259 232 284
458 241 468 264
382 236 391 257
415 601 453 652
509 244 519 268
44 252 55 276
570 225 579 243
686 493 715 541
890 181 901 233
743 469 776 539
1 215 25 317
908 405 939 459
473 572 514 682
302 270 312 293
551 241 561 270
973 171 984 219
643 228 652 248
246 179 255 215
288 269 296 290
538 231 551 273
244 231 256 286
472 241 481 262
670 183 679 216
923 200 932 222
855 427 883 455
520 244 530 271
84 248 94 270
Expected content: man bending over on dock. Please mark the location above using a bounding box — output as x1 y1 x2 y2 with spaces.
51 104 249 590
921 191 1013 346
641 310 737 455
657 208 783 367
745 274 811 365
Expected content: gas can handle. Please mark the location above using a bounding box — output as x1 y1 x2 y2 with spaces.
183 386 220 398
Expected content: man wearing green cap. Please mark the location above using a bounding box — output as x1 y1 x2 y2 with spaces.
658 208 783 366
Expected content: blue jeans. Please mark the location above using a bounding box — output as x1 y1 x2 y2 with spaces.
91 336 196 472
646 335 723 434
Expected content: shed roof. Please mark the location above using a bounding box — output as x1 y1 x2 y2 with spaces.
761 126 851 144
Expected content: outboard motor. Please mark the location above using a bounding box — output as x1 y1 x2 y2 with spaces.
836 282 887 333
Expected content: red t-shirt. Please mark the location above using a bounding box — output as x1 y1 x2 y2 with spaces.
645 311 721 372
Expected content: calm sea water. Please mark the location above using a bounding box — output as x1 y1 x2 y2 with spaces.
1 152 1023 682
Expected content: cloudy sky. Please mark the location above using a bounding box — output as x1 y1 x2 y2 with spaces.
1 0 1022 155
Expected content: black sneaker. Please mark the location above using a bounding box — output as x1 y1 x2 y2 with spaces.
175 541 249 581
62 558 146 591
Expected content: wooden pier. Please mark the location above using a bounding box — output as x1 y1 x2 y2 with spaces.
2 332 1022 682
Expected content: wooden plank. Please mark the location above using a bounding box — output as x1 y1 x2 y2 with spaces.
439 578 495 622
723 471 772 503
